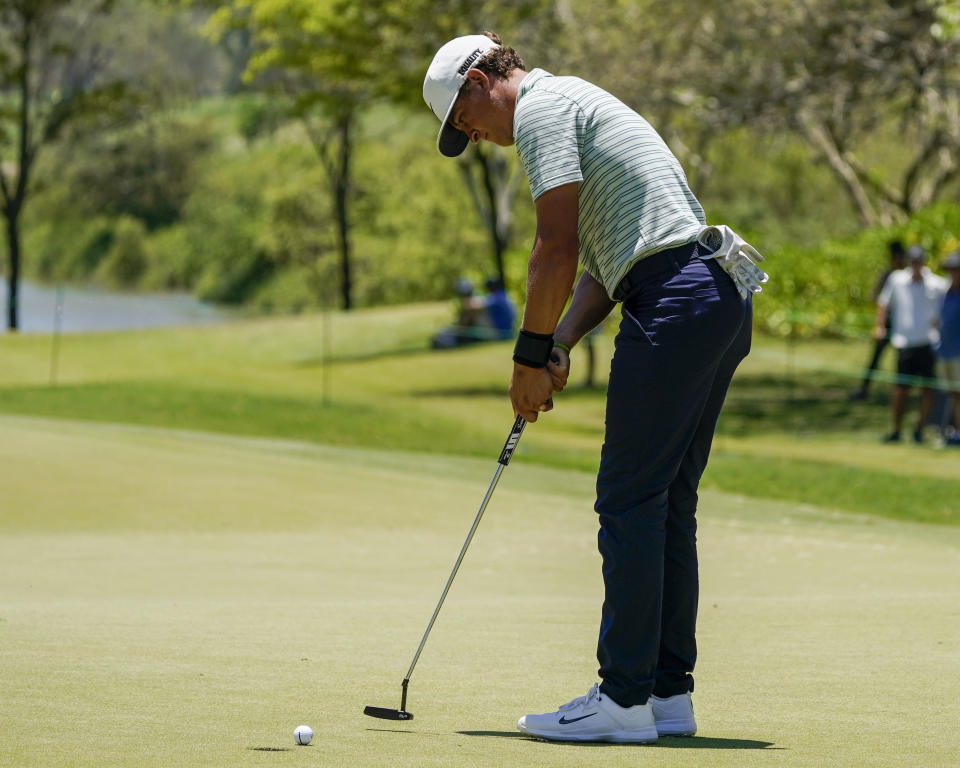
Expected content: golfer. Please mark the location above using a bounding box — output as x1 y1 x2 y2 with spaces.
423 33 766 743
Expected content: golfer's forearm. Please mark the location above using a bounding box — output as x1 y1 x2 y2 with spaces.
520 238 579 335
554 271 616 349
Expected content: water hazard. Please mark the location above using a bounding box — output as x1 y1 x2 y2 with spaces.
0 280 230 334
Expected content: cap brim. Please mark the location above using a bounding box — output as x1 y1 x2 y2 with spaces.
436 92 468 157
438 122 469 157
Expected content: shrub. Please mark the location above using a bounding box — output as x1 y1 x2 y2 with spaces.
758 202 960 338
95 217 149 288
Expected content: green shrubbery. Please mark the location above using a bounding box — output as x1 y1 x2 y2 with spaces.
19 97 960 334
22 103 514 311
95 217 150 288
759 202 960 338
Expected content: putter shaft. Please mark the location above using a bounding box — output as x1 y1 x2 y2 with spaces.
403 461 507 682
365 416 526 721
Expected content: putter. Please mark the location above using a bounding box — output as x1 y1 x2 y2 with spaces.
364 414 527 721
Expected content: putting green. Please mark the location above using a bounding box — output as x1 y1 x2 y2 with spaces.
1 414 958 767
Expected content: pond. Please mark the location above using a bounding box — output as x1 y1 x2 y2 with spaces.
0 280 231 334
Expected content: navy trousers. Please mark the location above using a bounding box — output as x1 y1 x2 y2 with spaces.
595 245 752 707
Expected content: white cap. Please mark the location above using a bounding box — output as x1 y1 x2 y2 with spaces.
423 35 500 157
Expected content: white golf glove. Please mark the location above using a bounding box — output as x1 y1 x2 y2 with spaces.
697 225 769 300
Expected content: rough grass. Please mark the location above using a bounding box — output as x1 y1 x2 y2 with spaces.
0 302 956 525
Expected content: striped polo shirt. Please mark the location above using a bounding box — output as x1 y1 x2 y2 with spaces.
513 69 705 297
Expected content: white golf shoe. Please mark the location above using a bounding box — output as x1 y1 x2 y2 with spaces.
517 684 658 743
650 692 697 736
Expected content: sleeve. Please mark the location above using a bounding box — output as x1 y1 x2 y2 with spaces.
514 88 584 201
871 270 889 302
935 276 949 312
876 273 895 308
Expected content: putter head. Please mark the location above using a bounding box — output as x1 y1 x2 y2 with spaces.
363 705 414 721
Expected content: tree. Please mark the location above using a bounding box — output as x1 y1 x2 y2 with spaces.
378 0 555 291
549 0 960 228
204 0 553 305
0 0 136 331
529 1 724 196
455 144 522 289
677 0 960 226
204 0 387 311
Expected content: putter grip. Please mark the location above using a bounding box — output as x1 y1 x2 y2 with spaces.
498 415 526 466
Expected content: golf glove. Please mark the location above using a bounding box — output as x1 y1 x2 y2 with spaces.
697 225 769 300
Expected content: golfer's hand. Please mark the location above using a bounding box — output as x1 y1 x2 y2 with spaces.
874 325 886 341
510 363 554 422
547 347 570 391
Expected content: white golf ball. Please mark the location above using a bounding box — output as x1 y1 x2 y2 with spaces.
294 724 313 745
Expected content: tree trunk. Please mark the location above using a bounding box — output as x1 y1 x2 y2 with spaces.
3 8 31 332
303 110 355 310
458 145 519 290
333 113 353 311
476 146 507 288
797 113 884 228
5 211 20 331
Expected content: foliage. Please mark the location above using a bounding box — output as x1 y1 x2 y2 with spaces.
687 0 960 226
11 0 960 335
257 164 337 307
26 213 111 282
200 0 555 308
58 113 216 230
700 128 862 250
94 216 149 288
760 202 960 337
0 0 119 328
178 148 276 304
351 117 510 307
141 224 197 290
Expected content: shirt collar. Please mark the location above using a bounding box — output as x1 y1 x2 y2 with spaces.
516 68 551 103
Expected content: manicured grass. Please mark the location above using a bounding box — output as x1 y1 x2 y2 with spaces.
0 303 955 525
1 416 958 768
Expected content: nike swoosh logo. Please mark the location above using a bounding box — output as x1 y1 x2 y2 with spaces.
558 713 597 725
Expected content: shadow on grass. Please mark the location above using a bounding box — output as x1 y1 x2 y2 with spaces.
718 372 892 436
414 369 895 438
295 339 514 368
457 731 778 749
294 344 429 367
365 728 416 735
413 385 508 398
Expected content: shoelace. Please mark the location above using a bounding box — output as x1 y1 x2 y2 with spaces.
557 683 600 712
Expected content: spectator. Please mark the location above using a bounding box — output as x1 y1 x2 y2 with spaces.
431 278 486 349
432 276 516 348
851 240 906 400
482 276 516 340
937 249 960 445
453 278 484 328
876 245 948 443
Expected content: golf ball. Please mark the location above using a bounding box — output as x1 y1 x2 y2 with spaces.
294 725 313 745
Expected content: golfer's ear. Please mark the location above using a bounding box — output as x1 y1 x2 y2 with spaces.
465 69 490 91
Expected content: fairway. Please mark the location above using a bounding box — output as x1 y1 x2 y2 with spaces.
1 414 958 768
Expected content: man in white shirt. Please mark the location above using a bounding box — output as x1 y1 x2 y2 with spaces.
876 245 948 443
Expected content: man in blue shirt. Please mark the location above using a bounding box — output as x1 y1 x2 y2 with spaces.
938 250 960 443
482 277 516 340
